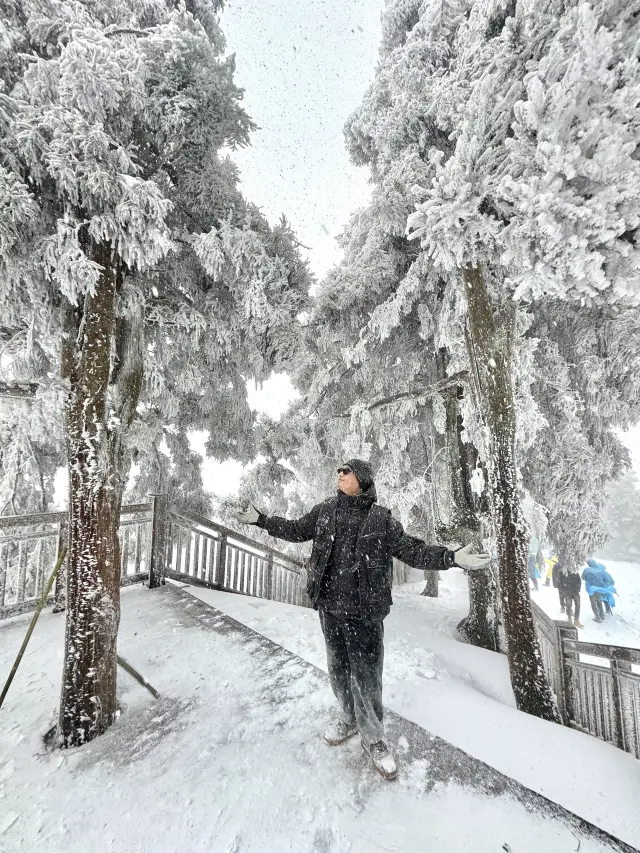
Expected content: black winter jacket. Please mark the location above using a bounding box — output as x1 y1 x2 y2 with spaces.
257 489 454 620
557 571 581 596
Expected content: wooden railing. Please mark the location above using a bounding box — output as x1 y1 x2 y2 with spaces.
163 502 309 607
0 495 309 620
0 503 152 620
532 600 640 759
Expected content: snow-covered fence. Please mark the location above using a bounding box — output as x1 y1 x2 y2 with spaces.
530 601 577 723
532 601 640 759
0 503 152 620
562 640 640 758
163 504 310 608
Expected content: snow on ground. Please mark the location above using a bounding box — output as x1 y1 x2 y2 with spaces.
185 569 640 849
0 584 634 853
533 560 640 651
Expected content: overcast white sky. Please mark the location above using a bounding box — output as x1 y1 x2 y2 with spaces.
197 1 384 495
221 0 383 279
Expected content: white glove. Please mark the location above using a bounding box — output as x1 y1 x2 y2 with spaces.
454 543 492 571
235 501 260 525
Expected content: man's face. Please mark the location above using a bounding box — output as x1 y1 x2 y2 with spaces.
337 466 360 496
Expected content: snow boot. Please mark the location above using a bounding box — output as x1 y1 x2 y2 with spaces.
574 617 584 629
362 739 397 780
323 720 358 746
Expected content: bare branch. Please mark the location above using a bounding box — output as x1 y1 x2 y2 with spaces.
328 371 469 420
104 27 150 38
0 381 39 399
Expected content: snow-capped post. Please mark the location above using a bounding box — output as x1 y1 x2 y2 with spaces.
611 654 633 752
148 494 169 589
556 621 579 725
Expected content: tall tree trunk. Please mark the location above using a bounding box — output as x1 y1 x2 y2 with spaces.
428 352 501 649
460 566 501 651
422 568 440 597
464 264 560 722
58 242 131 748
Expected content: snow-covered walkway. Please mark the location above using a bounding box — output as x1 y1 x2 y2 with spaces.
0 584 636 853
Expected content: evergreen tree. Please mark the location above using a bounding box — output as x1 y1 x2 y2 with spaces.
329 0 640 720
0 0 309 746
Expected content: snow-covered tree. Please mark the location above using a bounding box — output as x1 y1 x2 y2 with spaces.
339 0 640 720
0 0 309 746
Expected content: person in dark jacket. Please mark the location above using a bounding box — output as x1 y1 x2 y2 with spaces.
551 558 564 610
527 554 539 590
236 458 490 780
557 567 583 628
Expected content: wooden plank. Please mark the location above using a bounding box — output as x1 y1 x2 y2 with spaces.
241 552 247 593
16 541 27 603
0 503 151 533
34 539 45 599
193 533 202 580
563 639 640 666
0 529 59 545
0 544 7 610
121 526 131 577
229 546 238 590
185 528 193 577
175 525 184 575
216 536 226 588
204 538 213 584
133 522 143 575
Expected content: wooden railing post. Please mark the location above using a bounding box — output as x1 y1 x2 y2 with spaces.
557 623 578 725
148 494 168 589
266 554 274 600
611 651 633 751
214 534 226 588
53 519 68 613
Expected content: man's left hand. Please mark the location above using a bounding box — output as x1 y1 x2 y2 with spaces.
454 544 491 570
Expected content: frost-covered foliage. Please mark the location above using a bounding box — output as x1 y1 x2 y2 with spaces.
0 0 311 513
522 304 640 565
599 468 640 561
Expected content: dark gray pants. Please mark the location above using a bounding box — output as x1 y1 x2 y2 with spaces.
562 592 580 620
319 609 385 745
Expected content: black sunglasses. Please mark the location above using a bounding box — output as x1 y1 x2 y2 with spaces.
337 466 353 475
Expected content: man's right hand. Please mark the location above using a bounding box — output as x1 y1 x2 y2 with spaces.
235 501 260 525
453 543 491 570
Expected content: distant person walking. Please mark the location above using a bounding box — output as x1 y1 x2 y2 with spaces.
544 552 558 587
582 559 616 623
557 567 583 628
235 459 490 780
527 554 539 591
551 556 564 611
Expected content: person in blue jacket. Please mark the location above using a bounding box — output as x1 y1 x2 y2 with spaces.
582 559 616 623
